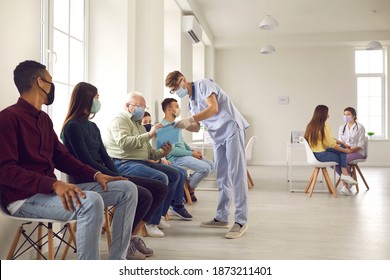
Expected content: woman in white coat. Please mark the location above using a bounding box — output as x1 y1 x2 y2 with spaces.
337 107 366 195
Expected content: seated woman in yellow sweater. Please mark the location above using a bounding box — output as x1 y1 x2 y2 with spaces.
304 105 357 192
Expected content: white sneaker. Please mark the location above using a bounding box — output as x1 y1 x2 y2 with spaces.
144 224 164 237
341 186 352 196
340 174 358 185
158 217 171 230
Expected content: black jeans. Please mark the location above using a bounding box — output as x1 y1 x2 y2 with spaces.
125 175 168 233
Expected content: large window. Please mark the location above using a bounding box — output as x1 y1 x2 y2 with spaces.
355 49 387 139
42 0 87 135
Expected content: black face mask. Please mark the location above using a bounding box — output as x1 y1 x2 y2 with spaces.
143 124 152 132
39 78 55 105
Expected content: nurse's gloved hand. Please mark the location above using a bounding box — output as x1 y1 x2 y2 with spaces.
173 116 195 129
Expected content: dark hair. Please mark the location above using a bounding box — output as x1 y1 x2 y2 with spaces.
62 82 98 134
165 70 183 88
143 111 151 118
13 60 46 95
161 98 178 112
344 107 357 121
304 105 329 146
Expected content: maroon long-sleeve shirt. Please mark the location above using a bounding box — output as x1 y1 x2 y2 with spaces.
0 98 98 206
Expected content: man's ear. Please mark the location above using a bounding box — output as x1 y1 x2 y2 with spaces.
36 76 47 89
36 76 43 87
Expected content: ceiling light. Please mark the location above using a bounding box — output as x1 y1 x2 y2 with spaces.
366 40 383 50
260 44 276 54
259 15 279 30
366 10 382 51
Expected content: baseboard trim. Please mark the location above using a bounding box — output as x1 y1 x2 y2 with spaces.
248 161 390 167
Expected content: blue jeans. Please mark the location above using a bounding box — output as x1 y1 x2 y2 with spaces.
13 180 138 260
169 165 186 207
113 159 182 225
314 148 347 175
170 156 214 189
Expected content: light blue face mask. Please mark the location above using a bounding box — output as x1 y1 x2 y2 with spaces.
90 99 101 114
175 87 188 99
132 106 145 121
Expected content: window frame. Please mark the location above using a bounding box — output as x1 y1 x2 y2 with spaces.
355 48 388 140
40 0 89 135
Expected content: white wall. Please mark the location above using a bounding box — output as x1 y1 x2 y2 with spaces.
88 0 129 137
89 0 165 134
0 0 41 259
132 0 165 122
215 46 390 166
0 0 41 110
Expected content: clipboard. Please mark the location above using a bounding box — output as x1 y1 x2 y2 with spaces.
156 123 180 149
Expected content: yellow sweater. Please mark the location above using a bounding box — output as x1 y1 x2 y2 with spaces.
309 124 337 152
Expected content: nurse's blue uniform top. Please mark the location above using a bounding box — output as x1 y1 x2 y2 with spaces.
189 79 249 145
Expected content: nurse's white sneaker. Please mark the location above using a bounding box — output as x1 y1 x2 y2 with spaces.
201 218 230 229
340 174 358 185
225 223 248 239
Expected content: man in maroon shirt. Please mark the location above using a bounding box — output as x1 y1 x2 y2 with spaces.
0 60 138 260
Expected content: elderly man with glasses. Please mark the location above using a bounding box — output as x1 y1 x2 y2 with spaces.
105 91 193 238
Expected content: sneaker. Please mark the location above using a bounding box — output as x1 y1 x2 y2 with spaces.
340 174 358 185
225 223 248 239
341 186 352 196
171 206 193 220
200 218 230 229
126 240 146 260
158 217 171 229
144 223 164 237
131 236 153 257
190 192 197 202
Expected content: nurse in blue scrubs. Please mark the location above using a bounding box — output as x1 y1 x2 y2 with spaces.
165 71 250 239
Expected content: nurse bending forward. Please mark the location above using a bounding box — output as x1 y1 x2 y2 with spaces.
165 71 249 239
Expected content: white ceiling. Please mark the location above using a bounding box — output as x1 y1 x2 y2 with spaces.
182 0 390 48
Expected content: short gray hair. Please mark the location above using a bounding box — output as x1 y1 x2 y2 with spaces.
124 91 145 108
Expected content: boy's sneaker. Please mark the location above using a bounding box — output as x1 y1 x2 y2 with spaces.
200 218 230 229
171 206 193 220
144 223 164 237
131 236 153 257
225 223 248 239
126 240 146 260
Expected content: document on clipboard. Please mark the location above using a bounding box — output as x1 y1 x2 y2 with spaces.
156 123 180 149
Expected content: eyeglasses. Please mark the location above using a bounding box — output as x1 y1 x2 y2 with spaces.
129 103 149 111
169 79 184 94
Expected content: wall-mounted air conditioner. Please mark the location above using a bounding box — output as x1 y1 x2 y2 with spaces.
182 15 202 44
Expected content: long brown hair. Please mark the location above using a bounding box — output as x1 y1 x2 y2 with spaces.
61 82 98 135
304 105 329 146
